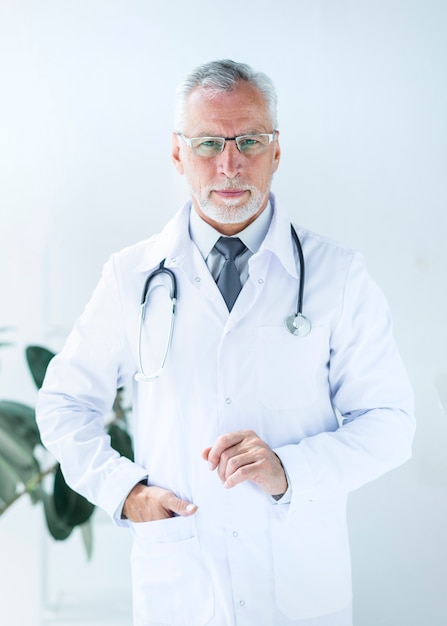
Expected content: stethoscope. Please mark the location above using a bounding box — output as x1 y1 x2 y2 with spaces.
135 225 311 382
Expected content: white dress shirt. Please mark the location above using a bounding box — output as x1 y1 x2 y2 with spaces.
188 201 273 284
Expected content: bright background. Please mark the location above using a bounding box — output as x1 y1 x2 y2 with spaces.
0 1 446 625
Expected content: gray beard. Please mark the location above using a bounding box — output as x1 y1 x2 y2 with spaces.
191 184 269 225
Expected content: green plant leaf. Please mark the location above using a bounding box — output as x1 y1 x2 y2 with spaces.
25 345 55 390
0 454 42 512
0 400 46 513
108 422 134 461
0 420 41 479
0 400 41 450
53 465 95 527
42 490 73 540
0 455 20 509
0 422 42 513
0 423 37 470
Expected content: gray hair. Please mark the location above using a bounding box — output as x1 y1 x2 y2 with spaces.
174 59 278 131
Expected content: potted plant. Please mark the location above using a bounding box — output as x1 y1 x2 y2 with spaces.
0 340 133 557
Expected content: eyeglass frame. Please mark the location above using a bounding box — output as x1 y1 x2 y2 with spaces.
175 131 278 155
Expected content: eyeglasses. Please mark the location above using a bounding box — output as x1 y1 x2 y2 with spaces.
176 131 277 157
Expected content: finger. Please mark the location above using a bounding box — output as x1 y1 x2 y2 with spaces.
224 454 288 495
201 447 212 462
224 456 278 490
222 450 255 482
223 458 261 489
206 431 247 470
163 492 198 517
216 444 263 484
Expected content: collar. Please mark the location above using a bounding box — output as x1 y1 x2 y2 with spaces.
260 194 300 280
133 194 300 279
189 200 273 260
133 201 193 272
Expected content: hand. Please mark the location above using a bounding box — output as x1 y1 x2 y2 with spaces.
122 484 198 522
202 430 287 496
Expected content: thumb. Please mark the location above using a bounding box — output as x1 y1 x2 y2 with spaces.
165 492 198 517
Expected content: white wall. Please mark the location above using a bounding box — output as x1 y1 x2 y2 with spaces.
0 1 446 624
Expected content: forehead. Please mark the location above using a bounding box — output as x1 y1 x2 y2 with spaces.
182 82 272 134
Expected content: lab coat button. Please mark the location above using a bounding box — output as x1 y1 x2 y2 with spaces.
232 531 238 537
239 600 245 607
194 276 201 283
225 397 232 405
258 278 264 284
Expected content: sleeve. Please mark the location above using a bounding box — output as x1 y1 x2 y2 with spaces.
274 252 415 512
36 255 148 525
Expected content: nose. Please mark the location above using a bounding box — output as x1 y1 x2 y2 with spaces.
215 140 244 178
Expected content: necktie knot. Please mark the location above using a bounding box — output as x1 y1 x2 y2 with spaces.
214 237 247 262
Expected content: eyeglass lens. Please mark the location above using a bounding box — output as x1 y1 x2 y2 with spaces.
187 134 274 157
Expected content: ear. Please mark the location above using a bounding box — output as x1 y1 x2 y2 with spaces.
171 132 184 175
272 130 281 173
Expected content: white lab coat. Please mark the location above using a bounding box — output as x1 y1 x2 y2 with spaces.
37 195 415 626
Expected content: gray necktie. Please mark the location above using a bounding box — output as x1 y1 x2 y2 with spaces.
214 237 247 311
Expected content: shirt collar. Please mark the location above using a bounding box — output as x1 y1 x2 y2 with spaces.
189 200 273 260
134 194 299 280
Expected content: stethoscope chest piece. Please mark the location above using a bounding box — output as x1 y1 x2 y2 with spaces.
285 313 312 337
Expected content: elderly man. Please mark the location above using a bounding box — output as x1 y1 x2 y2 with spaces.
37 59 414 626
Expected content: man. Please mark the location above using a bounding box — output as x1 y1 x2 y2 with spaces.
37 60 415 626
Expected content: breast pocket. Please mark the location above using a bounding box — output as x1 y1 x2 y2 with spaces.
130 515 214 625
255 326 327 410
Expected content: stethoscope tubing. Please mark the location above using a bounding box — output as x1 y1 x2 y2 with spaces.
140 259 177 307
136 223 311 381
290 224 305 317
136 259 177 381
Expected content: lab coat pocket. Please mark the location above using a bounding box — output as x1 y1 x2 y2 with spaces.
130 515 214 626
270 499 352 620
256 327 326 410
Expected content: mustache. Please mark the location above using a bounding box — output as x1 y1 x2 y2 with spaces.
211 181 251 192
